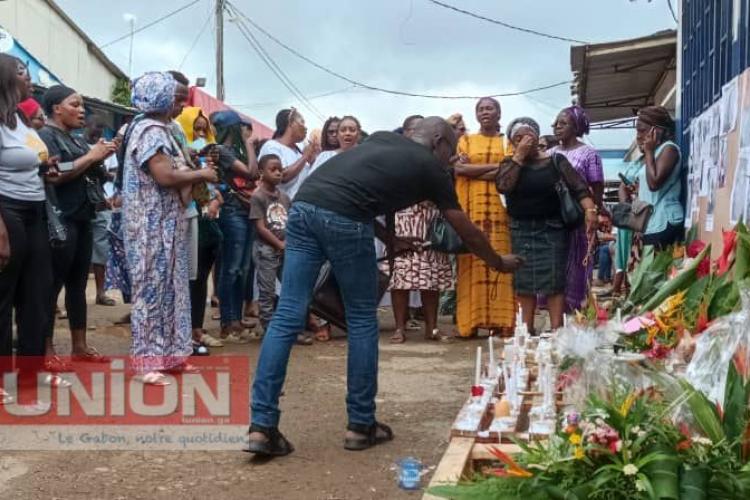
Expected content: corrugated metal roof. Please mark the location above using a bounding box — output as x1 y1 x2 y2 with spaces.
571 30 677 123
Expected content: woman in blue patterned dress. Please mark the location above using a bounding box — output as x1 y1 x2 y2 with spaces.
122 72 218 384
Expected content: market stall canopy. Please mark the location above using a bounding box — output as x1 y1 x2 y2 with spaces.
571 30 677 124
189 87 273 139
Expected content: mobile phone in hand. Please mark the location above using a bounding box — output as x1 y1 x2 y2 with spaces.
618 173 632 186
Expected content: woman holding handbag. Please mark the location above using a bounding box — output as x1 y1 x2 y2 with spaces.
496 117 597 333
617 106 683 250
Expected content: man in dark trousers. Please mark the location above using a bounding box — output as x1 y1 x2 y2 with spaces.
247 117 523 457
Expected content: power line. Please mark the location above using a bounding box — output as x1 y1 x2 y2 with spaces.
425 0 589 45
666 0 678 23
225 1 572 100
226 6 325 120
230 86 357 108
100 0 202 49
178 11 213 70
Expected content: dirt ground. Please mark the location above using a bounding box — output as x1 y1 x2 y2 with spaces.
1 279 480 500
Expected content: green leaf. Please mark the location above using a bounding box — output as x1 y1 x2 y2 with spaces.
683 276 710 328
680 464 709 500
708 279 740 320
643 453 680 500
735 224 750 282
678 379 726 444
722 362 750 448
640 245 711 313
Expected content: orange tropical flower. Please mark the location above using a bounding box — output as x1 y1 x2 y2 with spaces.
488 446 533 478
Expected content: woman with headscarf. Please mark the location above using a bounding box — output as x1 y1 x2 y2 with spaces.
496 117 597 332
122 72 218 384
619 106 683 249
453 97 513 337
39 84 117 366
0 55 63 400
175 106 225 350
210 109 259 344
551 105 604 312
18 97 45 130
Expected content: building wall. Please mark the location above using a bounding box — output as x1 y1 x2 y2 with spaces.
681 0 750 256
0 0 120 100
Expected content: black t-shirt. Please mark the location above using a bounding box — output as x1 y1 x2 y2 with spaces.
38 126 95 220
294 131 461 221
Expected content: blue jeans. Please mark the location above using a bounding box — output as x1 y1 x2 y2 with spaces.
251 201 379 429
217 204 253 326
597 243 612 282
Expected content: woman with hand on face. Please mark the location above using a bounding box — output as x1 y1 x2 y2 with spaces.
123 72 220 384
619 106 683 250
39 85 117 368
551 106 604 312
0 55 62 400
496 117 597 333
453 97 514 337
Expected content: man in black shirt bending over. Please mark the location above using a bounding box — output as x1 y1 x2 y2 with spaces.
247 117 523 457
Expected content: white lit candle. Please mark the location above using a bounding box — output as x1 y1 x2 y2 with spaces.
475 346 482 386
488 337 495 379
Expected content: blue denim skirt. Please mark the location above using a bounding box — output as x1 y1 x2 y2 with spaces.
510 218 569 296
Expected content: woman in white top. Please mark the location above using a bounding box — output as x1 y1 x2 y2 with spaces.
258 108 318 200
310 116 362 172
0 55 64 400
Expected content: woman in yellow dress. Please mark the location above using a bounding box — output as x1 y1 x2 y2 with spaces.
454 97 514 336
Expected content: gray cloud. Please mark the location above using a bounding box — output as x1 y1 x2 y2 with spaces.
57 0 674 147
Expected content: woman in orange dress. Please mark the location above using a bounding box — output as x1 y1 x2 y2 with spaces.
454 97 514 336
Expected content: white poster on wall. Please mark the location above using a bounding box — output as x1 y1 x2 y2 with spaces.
720 77 739 135
730 150 750 225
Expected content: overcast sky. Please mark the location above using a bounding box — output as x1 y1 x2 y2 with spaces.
57 0 675 148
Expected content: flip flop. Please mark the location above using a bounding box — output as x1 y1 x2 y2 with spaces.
139 372 171 386
389 329 406 344
95 296 116 306
71 348 110 363
44 355 73 373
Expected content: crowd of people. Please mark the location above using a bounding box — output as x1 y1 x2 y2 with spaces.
0 56 685 450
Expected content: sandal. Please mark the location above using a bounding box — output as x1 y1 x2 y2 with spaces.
199 332 224 347
314 324 331 342
426 328 454 344
165 363 200 374
244 424 295 457
140 372 171 386
296 334 313 346
389 329 406 344
44 355 73 373
344 421 394 451
71 347 110 363
221 332 251 344
95 296 116 306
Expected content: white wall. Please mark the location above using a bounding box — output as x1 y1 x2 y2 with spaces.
0 0 121 100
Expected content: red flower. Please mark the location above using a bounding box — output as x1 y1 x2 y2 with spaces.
695 305 711 334
676 439 692 451
645 341 671 360
716 230 737 276
687 240 707 258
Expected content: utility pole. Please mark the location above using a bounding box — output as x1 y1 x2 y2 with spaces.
215 0 225 101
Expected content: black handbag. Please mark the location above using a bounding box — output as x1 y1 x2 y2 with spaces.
428 214 468 254
310 213 397 331
44 184 67 246
551 154 584 229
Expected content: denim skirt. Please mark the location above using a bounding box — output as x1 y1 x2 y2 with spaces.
510 218 569 296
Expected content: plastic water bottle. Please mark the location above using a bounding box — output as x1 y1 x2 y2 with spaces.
398 457 422 490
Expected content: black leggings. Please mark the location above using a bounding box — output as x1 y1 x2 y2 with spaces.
190 238 220 330
643 222 684 250
0 198 52 379
47 218 93 337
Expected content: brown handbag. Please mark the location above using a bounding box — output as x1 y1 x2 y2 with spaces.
309 213 396 331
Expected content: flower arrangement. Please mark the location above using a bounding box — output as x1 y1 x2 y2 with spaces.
430 364 750 500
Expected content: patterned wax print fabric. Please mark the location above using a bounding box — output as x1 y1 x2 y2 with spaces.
121 118 191 373
455 133 513 336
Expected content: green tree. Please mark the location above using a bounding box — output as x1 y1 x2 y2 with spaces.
111 78 131 107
